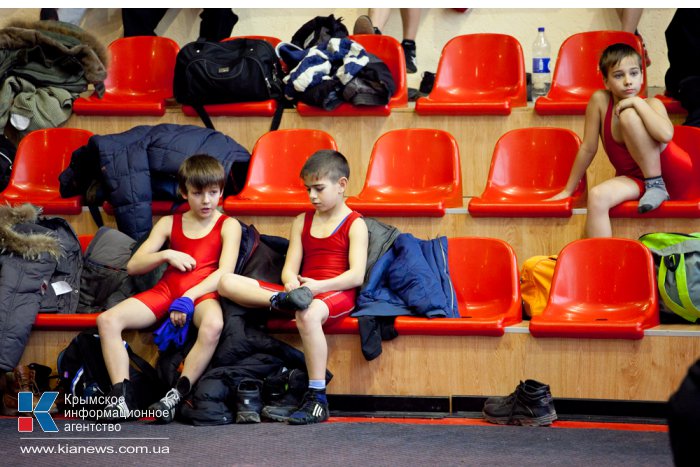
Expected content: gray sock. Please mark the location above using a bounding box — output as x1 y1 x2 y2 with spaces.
638 176 670 213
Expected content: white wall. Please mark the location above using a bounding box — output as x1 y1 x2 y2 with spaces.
0 8 677 88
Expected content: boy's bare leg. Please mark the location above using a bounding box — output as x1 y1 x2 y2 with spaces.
619 108 669 212
97 298 158 384
295 300 330 381
586 177 641 237
619 108 662 177
218 273 276 308
180 299 224 384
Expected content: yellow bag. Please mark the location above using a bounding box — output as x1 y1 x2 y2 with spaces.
520 255 557 317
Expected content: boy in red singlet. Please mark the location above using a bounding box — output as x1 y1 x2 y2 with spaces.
548 43 696 237
97 155 242 423
218 150 368 425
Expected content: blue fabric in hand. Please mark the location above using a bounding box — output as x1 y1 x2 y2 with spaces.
153 297 195 351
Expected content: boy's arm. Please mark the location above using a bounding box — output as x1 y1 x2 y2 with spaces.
126 216 192 275
181 217 243 301
547 92 603 200
281 214 305 291
298 217 369 295
616 96 674 143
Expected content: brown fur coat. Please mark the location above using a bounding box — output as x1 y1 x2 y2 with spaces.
0 203 61 260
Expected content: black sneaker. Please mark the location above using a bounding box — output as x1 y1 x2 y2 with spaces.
149 387 183 424
402 40 417 74
101 379 138 422
269 287 313 312
287 389 329 425
261 369 308 422
482 379 557 427
236 379 263 424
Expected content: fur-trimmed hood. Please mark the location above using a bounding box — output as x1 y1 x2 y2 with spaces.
0 20 107 84
0 203 62 260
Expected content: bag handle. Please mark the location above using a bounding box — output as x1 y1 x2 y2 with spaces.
658 254 700 322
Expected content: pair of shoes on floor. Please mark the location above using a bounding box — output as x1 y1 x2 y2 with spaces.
352 15 417 74
1 365 58 416
482 379 557 426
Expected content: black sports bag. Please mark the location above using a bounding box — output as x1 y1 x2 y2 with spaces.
173 38 284 130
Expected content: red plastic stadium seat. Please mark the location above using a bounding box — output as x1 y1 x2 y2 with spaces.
73 36 179 116
529 238 659 339
33 313 101 330
535 31 646 115
346 129 462 216
181 36 283 118
609 125 700 218
655 93 687 114
296 34 408 116
469 128 585 217
0 128 92 214
395 237 521 336
223 129 337 216
266 316 359 334
415 34 527 116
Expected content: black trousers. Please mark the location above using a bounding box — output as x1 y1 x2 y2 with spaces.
122 8 238 41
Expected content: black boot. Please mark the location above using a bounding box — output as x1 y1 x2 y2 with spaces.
236 379 263 423
482 379 557 426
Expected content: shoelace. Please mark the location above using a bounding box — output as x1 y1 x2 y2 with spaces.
160 389 181 410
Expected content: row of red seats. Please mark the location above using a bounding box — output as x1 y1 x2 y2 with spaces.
4 125 699 219
34 236 659 340
71 31 684 118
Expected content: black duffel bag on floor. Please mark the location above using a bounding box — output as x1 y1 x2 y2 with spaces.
174 38 285 130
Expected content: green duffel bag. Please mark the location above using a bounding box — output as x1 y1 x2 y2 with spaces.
639 232 700 323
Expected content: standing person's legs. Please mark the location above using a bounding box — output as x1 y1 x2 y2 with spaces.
121 8 168 37
616 8 643 33
368 8 392 32
400 8 421 41
585 177 641 238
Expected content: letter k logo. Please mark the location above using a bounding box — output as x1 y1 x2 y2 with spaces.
18 392 58 433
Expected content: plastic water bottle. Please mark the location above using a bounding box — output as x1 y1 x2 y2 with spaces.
532 27 551 98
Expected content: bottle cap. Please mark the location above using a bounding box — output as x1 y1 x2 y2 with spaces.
538 27 545 32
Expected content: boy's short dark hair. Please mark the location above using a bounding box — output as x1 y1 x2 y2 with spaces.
177 154 226 194
599 43 642 77
300 150 350 181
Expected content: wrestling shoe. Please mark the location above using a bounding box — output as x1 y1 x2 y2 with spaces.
149 387 183 424
287 389 329 425
270 287 313 312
